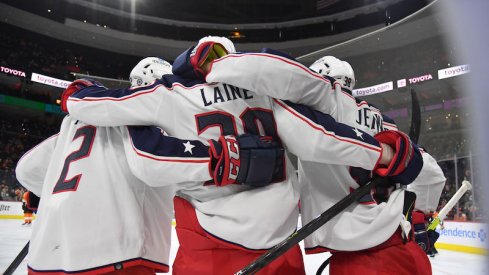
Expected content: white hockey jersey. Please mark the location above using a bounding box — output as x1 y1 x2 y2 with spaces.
203 51 446 251
15 116 212 273
66 74 384 250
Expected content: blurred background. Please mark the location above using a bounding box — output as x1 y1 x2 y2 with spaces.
0 0 486 265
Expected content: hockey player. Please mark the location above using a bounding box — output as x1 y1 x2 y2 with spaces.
62 38 421 275
15 56 285 275
129 57 173 87
21 190 34 225
189 48 444 274
15 59 176 274
16 82 283 275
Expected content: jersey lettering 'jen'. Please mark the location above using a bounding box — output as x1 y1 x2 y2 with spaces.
355 107 384 132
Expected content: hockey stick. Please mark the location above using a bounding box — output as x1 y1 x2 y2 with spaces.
427 180 472 231
235 176 388 275
236 87 422 275
315 257 330 275
3 241 29 275
409 89 421 144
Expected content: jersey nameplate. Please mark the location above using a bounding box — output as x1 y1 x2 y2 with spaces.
200 84 254 107
355 107 384 132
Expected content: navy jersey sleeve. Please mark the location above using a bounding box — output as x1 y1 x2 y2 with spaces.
123 126 212 186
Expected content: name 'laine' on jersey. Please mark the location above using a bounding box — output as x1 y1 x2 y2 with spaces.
200 83 254 107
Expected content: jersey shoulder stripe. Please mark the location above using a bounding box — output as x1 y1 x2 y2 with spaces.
70 82 161 101
276 99 381 152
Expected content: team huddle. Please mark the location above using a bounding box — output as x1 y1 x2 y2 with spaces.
15 36 446 275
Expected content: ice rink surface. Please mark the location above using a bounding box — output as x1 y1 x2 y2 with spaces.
1 219 487 274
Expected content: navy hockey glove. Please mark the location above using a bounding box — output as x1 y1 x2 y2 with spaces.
61 79 104 113
209 134 284 187
412 210 439 254
373 130 423 185
173 41 228 80
427 229 440 256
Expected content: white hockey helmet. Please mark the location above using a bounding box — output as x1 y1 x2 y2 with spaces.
129 57 172 87
309 56 356 90
197 36 236 54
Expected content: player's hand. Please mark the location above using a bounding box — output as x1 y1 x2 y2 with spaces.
208 134 284 187
209 135 240 186
190 41 228 78
412 210 439 256
172 42 228 81
373 130 423 185
61 79 101 113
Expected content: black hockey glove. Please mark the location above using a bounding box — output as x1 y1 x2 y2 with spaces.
27 192 40 211
374 130 423 185
209 134 284 187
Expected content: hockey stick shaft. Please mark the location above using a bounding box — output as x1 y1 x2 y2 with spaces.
3 241 29 275
235 177 384 275
409 89 421 144
237 87 422 275
427 180 472 231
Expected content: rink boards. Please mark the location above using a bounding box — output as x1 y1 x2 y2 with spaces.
436 221 488 255
0 201 29 220
1 201 487 255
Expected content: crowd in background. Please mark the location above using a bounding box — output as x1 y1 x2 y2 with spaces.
0 115 60 201
0 22 140 81
437 157 483 222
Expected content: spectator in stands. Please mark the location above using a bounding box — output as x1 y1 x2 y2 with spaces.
1 184 11 200
453 208 467 221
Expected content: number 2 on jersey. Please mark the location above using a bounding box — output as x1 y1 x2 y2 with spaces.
53 126 96 194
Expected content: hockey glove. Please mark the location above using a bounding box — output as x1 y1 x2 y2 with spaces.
173 42 228 80
26 192 40 211
412 210 439 255
373 130 423 185
427 229 440 256
209 134 284 187
61 79 103 113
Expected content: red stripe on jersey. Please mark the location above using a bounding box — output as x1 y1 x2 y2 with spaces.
274 99 381 153
27 258 169 274
68 82 219 104
305 246 333 254
68 85 163 102
214 53 329 83
214 54 381 111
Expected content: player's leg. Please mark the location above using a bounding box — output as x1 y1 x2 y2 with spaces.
329 230 431 275
23 210 33 225
172 196 305 275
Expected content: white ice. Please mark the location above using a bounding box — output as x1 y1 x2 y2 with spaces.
1 219 487 274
